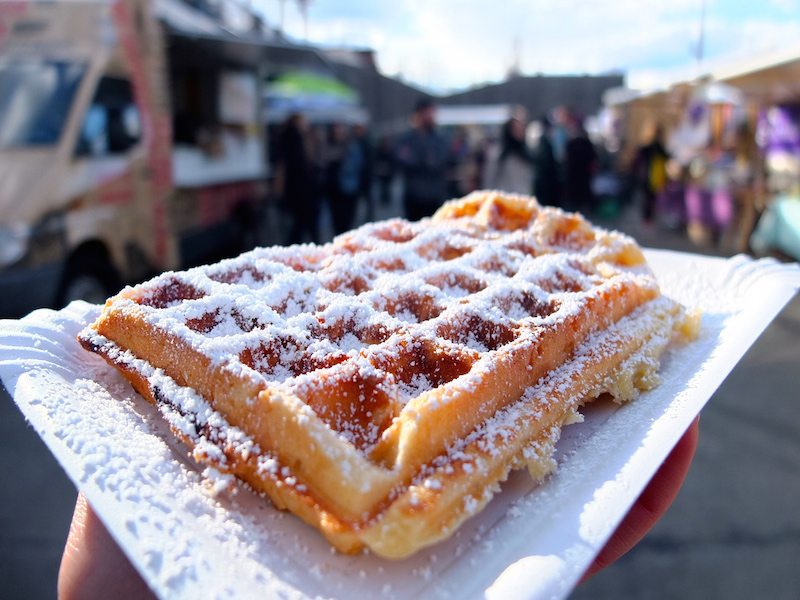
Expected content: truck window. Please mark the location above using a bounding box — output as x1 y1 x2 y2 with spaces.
0 61 85 149
75 77 141 157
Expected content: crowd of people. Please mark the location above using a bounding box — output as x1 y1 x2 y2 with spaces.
273 114 374 244
629 111 769 253
271 99 606 244
271 96 797 259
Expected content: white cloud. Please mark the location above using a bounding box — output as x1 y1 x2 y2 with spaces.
767 0 800 11
254 1 800 92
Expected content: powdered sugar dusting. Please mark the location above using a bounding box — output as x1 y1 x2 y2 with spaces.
92 197 658 453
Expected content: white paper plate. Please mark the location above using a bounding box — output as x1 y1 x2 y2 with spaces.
1 250 798 600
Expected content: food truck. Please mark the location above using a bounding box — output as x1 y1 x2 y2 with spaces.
0 0 276 316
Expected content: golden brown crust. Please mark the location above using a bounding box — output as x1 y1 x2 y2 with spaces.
79 191 694 558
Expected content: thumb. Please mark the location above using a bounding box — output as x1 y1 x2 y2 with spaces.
58 493 154 600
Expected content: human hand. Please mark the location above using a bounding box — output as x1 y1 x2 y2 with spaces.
582 416 700 581
58 493 154 600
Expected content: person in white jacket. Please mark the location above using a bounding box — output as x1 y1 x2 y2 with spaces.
484 115 534 195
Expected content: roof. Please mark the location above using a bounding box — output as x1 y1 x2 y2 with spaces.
439 74 625 120
435 104 515 126
156 0 331 71
714 45 800 104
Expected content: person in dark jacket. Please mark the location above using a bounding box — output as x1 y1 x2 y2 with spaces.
352 123 374 221
324 123 365 235
533 115 561 206
374 135 395 206
563 112 598 214
277 113 319 244
395 98 451 221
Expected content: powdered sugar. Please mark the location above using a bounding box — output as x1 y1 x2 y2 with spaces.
91 201 659 452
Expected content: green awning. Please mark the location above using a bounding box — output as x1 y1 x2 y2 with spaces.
269 71 357 103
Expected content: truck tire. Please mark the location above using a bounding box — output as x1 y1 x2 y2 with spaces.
57 257 120 307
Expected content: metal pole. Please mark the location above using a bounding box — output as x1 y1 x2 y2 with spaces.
697 0 706 69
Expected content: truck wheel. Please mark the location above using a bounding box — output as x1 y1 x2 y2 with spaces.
58 258 120 307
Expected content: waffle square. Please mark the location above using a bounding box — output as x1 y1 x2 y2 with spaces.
79 191 697 558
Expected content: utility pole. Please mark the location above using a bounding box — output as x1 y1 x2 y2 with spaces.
297 0 311 40
696 0 706 70
277 0 286 36
508 35 521 79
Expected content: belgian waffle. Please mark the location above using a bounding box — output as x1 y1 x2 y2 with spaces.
79 191 697 558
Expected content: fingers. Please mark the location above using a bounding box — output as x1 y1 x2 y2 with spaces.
58 493 154 600
581 416 700 581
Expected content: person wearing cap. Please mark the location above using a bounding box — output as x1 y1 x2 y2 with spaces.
394 98 452 221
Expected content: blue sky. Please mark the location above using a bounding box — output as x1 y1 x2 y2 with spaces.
253 0 800 91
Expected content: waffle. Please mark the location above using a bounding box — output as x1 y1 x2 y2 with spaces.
79 191 698 558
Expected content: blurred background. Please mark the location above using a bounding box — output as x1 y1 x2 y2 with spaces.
0 0 798 598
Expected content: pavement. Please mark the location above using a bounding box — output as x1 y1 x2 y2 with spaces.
1 194 798 599
575 294 800 600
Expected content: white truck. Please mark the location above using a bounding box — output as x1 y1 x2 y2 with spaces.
0 0 275 316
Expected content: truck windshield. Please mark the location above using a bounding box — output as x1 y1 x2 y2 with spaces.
0 61 85 149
